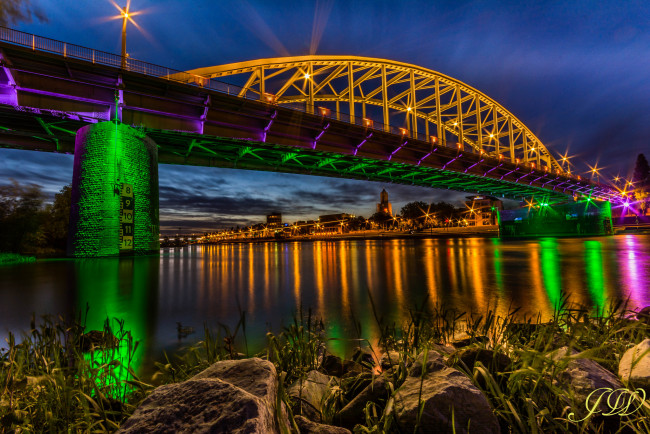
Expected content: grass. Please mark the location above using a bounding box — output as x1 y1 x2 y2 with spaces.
3 298 650 432
355 296 650 433
0 309 151 432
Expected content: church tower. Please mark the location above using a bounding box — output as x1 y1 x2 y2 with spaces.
376 188 393 215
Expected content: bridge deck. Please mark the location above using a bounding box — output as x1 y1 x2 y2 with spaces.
0 38 619 203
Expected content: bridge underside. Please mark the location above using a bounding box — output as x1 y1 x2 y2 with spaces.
1 107 573 202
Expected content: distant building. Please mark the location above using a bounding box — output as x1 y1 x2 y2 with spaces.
266 212 282 227
319 213 353 233
463 196 503 226
376 188 393 215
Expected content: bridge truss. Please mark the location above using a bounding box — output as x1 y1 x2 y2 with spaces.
185 56 562 172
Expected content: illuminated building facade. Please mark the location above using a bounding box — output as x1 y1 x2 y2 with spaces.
266 212 282 227
319 213 353 233
464 196 503 226
376 188 393 216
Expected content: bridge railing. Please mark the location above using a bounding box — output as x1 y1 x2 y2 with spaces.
0 26 439 143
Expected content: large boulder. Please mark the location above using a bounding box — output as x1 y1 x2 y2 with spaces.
550 347 624 417
118 358 288 433
295 415 351 433
379 351 401 371
394 366 499 433
408 350 447 377
451 334 489 349
448 348 511 390
321 354 360 377
288 370 338 422
351 347 376 367
619 339 650 389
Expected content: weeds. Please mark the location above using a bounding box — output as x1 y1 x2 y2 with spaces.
0 310 151 432
4 297 650 433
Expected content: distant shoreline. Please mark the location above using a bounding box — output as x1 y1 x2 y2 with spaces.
192 226 500 246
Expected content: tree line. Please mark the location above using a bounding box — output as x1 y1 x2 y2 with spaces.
367 200 464 229
0 181 70 255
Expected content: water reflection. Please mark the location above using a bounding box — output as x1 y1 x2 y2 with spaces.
75 257 157 382
618 235 650 306
584 240 606 315
540 238 562 313
1 235 649 372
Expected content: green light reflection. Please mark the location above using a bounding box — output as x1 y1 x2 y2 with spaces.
584 240 606 315
76 257 155 399
491 238 504 295
539 238 563 312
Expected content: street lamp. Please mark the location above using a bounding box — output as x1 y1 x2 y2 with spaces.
120 5 129 68
109 1 142 69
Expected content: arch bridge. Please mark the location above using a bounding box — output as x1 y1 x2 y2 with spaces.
185 55 560 172
0 28 622 255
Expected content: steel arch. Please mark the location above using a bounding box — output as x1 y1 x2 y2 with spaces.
185 56 561 172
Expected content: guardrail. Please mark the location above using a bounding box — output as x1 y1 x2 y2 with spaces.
0 26 436 143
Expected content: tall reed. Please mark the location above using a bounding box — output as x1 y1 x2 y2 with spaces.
0 311 150 432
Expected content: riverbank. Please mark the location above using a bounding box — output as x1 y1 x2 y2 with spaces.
205 226 500 245
3 301 650 432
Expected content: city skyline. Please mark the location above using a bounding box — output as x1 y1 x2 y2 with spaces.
1 0 648 232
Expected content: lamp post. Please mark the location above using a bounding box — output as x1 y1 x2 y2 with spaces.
121 6 128 68
110 1 141 69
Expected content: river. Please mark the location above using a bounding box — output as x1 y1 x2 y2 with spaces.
1 235 649 377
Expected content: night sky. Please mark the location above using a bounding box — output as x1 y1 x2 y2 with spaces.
1 0 648 233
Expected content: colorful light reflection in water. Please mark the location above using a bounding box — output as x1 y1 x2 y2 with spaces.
539 238 562 312
584 240 606 315
1 235 649 378
75 257 157 396
618 235 650 306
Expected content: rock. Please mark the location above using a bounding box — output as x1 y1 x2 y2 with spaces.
431 343 455 355
340 362 364 379
451 334 489 348
351 347 375 366
379 351 401 370
191 358 277 397
394 366 499 433
550 347 624 416
408 350 446 377
295 415 351 433
336 375 390 429
448 348 511 389
118 357 287 433
288 370 338 422
340 371 372 398
636 307 650 325
321 354 358 377
321 354 344 376
619 339 650 389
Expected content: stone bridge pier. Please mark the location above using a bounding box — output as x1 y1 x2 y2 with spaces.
68 122 159 257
